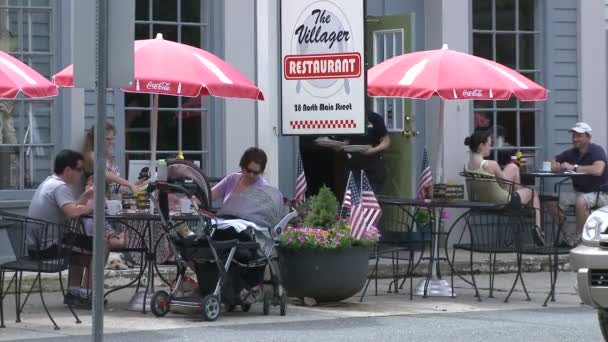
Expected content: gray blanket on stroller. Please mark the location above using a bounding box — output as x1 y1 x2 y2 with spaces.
217 185 287 229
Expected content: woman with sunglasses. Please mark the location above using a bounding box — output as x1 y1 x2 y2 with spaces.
212 147 269 203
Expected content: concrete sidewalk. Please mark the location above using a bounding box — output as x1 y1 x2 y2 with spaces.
0 270 583 341
5 249 572 293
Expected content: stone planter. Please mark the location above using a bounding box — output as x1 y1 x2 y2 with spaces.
278 245 370 302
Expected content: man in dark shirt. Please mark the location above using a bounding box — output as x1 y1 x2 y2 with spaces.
343 111 391 193
551 122 608 244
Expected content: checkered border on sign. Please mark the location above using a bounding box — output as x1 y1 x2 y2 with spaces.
289 120 356 130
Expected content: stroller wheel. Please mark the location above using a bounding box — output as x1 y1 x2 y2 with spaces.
201 295 221 321
263 291 271 315
241 304 251 312
150 290 170 317
280 291 287 316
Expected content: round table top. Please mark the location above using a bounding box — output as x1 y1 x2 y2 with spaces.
523 170 586 177
376 195 503 209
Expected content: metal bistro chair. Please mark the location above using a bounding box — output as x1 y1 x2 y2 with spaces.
450 172 532 302
0 213 81 330
516 206 569 306
360 200 430 301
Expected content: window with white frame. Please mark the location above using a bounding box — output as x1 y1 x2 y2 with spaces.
125 0 210 175
472 0 541 164
0 0 53 190
372 29 405 132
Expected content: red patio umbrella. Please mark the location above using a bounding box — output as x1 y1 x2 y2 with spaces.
0 50 57 98
367 44 547 182
53 33 264 171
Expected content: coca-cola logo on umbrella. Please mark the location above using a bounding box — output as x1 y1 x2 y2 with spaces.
146 81 172 91
285 2 360 99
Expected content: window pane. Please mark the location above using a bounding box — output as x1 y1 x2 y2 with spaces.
181 112 202 150
496 0 516 31
0 147 19 189
495 34 516 68
181 0 201 23
394 31 403 56
153 0 177 21
474 101 494 109
24 10 51 52
126 132 150 151
497 98 517 108
374 33 384 63
157 111 178 150
136 0 149 21
181 25 201 48
473 33 493 60
29 101 51 144
496 111 516 146
29 55 51 78
472 0 492 30
30 0 50 7
25 146 52 189
519 111 535 146
519 0 535 31
0 101 18 145
474 111 493 131
519 33 535 70
158 94 178 109
0 9 19 53
135 23 150 40
152 24 178 42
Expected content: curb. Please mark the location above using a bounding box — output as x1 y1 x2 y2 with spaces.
2 254 571 294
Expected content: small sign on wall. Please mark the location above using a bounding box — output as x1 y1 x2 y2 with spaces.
280 0 366 135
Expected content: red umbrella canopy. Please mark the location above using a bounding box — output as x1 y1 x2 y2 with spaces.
367 45 547 101
0 50 57 99
53 33 264 100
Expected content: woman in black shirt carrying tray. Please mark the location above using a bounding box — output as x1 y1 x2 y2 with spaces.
342 111 391 193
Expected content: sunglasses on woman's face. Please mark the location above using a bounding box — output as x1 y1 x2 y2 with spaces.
244 167 262 175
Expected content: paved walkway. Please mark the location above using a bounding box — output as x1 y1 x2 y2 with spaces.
0 270 583 341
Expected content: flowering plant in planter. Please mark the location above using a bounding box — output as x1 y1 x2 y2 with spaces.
280 186 380 250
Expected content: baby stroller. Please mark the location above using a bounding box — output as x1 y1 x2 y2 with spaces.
146 160 291 321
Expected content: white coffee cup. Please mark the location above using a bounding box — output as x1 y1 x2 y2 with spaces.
107 200 122 215
180 198 192 214
542 161 552 172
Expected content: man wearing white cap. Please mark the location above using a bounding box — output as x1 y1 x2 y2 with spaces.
551 122 608 246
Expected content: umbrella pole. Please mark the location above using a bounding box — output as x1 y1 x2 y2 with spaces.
150 93 159 181
437 99 445 183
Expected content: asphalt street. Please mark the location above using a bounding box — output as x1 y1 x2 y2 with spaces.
18 306 602 342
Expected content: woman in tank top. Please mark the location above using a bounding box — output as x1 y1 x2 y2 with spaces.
464 130 541 229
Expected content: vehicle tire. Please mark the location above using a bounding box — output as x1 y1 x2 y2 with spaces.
263 291 271 315
201 295 221 321
599 309 608 341
227 304 236 312
150 290 170 317
280 291 287 316
241 303 251 312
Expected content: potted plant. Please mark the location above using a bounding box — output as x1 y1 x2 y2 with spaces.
278 186 380 302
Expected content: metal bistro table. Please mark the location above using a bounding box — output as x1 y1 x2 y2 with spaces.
105 211 201 313
377 196 503 297
522 170 585 199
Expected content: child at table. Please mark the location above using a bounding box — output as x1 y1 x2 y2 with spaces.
82 175 127 250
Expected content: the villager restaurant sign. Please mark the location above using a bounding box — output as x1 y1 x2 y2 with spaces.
281 0 365 135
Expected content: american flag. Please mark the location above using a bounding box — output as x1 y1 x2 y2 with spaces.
350 172 381 240
340 171 354 218
417 146 433 199
294 152 307 205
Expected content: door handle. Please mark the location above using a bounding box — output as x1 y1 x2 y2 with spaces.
403 129 420 137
